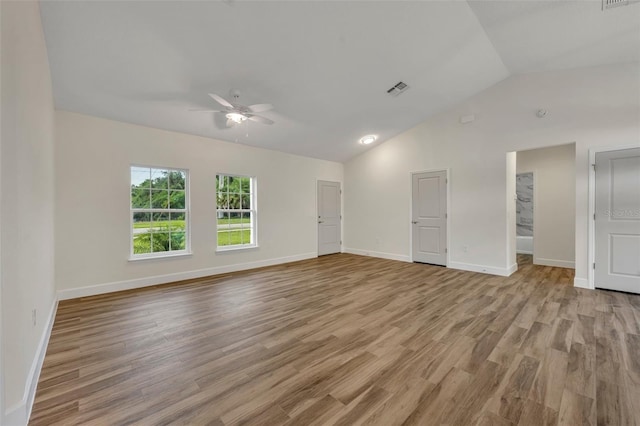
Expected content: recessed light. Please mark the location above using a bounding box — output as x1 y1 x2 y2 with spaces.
359 135 377 145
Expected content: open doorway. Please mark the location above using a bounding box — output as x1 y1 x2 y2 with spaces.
516 171 534 266
512 143 576 269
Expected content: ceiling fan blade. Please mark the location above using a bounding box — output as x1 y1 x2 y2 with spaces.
208 93 234 108
189 109 223 112
248 103 273 113
248 115 274 125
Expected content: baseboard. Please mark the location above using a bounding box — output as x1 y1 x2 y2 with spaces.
574 277 593 290
449 261 517 277
516 250 533 255
343 248 411 263
4 297 58 426
57 252 317 300
534 257 575 269
343 250 516 277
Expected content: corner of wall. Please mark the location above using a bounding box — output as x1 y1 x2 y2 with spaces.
573 277 593 290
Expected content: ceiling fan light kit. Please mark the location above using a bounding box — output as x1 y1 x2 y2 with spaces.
226 112 247 123
190 90 275 129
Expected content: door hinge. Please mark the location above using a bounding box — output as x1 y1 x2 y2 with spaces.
445 248 448 253
594 213 596 220
340 215 342 220
593 262 596 269
445 213 448 218
340 240 342 245
592 164 596 172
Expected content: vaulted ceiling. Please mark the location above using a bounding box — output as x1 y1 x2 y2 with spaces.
39 1 640 162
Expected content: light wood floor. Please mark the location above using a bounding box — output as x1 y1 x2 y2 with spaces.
31 254 640 425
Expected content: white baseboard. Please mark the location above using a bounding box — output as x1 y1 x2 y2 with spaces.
343 248 411 263
57 252 317 300
343 249 516 277
516 250 533 255
574 277 593 290
4 297 58 426
449 261 517 277
534 257 575 269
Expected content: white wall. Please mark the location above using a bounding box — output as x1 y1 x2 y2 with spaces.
506 152 517 270
0 1 57 423
517 143 576 268
55 111 343 297
344 63 640 283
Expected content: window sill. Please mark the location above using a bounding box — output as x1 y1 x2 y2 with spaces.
216 244 259 254
128 251 193 262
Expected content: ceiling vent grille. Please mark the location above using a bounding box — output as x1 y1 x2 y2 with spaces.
603 0 639 9
386 81 409 97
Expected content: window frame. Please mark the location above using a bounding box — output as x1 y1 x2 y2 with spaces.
129 164 192 260
215 173 258 252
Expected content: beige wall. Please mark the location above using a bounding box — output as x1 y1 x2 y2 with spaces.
517 143 576 268
55 111 343 297
0 1 57 422
344 63 640 284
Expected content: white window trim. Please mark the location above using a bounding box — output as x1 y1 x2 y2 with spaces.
128 251 193 262
215 244 259 253
215 173 258 251
129 164 192 260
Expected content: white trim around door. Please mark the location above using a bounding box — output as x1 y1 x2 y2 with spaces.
585 143 640 290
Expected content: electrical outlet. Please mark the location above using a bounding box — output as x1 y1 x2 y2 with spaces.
32 309 37 326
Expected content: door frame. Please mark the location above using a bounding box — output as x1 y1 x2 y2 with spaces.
587 143 640 290
316 179 342 256
409 169 451 266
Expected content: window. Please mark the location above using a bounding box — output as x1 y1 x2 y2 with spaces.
216 174 256 249
130 166 189 258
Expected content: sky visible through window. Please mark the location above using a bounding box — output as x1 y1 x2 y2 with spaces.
131 166 153 186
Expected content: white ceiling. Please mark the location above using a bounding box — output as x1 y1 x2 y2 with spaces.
39 1 640 162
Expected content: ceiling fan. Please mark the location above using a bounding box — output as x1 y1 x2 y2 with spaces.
190 89 275 127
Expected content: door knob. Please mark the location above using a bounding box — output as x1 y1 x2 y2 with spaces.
411 221 418 224
318 220 324 223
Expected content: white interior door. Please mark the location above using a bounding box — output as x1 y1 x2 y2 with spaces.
412 171 447 265
318 180 341 256
595 148 640 293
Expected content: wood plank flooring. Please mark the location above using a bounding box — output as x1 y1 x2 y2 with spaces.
30 254 640 425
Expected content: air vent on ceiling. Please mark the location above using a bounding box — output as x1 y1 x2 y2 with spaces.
603 0 639 9
386 81 409 97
